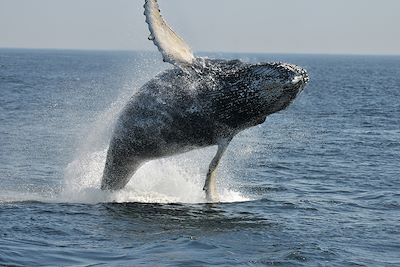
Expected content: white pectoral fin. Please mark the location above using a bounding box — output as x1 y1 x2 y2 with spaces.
144 0 195 68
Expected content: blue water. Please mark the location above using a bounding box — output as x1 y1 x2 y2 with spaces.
0 49 399 266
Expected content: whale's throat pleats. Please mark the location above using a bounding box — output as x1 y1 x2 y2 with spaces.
144 0 195 68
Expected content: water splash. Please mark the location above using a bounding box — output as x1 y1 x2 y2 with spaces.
61 146 251 204
0 112 252 205
56 79 251 204
0 65 252 205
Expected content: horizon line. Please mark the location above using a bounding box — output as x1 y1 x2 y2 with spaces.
1 46 399 58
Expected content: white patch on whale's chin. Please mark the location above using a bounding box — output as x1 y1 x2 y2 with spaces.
61 148 251 204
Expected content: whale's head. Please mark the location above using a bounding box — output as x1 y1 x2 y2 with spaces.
199 59 309 130
248 62 309 116
214 61 309 129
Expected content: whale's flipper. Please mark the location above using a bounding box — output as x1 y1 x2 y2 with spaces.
203 138 232 202
144 0 195 68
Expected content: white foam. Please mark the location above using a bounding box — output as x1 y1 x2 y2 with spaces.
0 190 50 204
60 147 251 204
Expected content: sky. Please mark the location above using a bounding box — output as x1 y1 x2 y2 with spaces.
0 0 399 55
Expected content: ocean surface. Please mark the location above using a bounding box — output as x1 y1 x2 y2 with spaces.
0 49 399 266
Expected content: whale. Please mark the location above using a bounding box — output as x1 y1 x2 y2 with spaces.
101 0 309 201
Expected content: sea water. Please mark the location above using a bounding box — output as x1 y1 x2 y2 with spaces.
0 49 399 266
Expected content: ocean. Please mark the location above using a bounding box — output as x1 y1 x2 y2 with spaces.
0 49 399 266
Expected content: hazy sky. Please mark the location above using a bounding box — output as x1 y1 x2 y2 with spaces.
1 0 399 55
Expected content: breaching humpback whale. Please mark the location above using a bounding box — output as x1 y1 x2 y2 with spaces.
101 0 309 201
